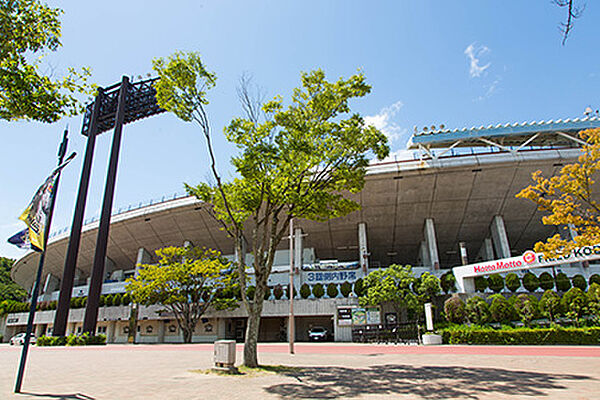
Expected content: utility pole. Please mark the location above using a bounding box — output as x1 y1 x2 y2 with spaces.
288 219 295 354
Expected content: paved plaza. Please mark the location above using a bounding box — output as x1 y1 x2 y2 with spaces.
1 343 599 400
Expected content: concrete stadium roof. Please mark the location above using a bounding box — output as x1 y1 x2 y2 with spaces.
12 147 583 290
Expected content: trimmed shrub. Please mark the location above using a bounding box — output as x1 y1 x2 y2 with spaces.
561 287 588 323
263 286 271 300
522 272 539 292
441 272 456 294
474 276 487 292
273 285 284 300
112 293 123 306
340 281 352 297
326 283 339 298
442 325 600 345
466 296 490 325
588 283 600 321
556 272 571 292
99 295 106 307
487 274 505 293
312 284 325 299
539 272 555 290
571 275 587 291
489 294 515 324
284 285 297 299
513 294 539 326
444 295 466 324
505 273 520 292
540 290 562 321
299 283 311 299
353 278 364 296
590 274 600 286
121 293 131 305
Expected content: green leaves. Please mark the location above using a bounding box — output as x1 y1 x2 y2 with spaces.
0 0 93 122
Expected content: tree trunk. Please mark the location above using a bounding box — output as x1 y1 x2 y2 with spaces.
182 328 193 343
244 309 261 367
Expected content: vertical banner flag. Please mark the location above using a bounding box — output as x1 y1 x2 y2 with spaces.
8 152 76 252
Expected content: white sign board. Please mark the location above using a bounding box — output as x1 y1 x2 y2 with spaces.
453 245 600 293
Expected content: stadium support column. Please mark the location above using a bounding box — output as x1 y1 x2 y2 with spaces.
490 215 511 259
294 227 303 273
53 88 104 337
135 248 152 276
419 241 431 269
478 238 495 261
358 222 369 273
424 219 440 270
83 76 129 335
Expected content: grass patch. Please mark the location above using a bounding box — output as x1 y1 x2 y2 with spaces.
190 364 303 377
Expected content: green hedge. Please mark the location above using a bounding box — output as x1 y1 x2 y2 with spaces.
442 325 600 345
36 333 106 346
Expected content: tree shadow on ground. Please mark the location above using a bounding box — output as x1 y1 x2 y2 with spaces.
18 392 95 400
264 364 593 399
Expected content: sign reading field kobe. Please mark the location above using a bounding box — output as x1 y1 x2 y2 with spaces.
453 244 600 293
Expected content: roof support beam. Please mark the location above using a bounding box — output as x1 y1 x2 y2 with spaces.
556 131 588 147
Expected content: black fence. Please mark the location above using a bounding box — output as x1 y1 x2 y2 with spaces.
351 321 420 344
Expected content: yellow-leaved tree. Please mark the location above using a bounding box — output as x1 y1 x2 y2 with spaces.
517 128 600 257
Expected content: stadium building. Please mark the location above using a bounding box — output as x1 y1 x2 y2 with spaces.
3 117 600 343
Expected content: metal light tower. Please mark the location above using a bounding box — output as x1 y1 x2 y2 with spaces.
53 76 165 336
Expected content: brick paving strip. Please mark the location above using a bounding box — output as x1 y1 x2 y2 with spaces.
1 343 599 399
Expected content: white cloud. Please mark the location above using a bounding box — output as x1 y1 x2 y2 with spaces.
364 101 406 142
464 43 491 78
378 148 417 163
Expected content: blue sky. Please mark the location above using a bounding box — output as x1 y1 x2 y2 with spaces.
1 1 598 259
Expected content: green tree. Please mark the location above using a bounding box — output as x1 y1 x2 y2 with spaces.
415 272 441 304
487 274 505 293
539 290 562 322
0 0 92 122
326 283 339 298
440 271 456 294
489 294 515 324
522 272 540 292
505 273 520 292
353 278 365 296
474 276 487 292
561 287 588 325
590 274 600 286
339 281 352 297
0 257 26 302
126 246 236 343
587 283 600 323
539 272 555 290
360 265 419 319
153 52 388 366
571 274 587 291
466 296 490 325
513 294 539 326
299 283 311 299
273 284 284 300
312 284 324 299
444 295 466 324
556 272 571 292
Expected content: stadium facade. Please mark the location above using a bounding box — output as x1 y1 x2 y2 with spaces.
3 116 600 343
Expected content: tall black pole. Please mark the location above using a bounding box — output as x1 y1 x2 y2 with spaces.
83 76 129 334
15 129 69 393
53 89 104 337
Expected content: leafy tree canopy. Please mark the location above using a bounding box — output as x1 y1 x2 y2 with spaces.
360 264 419 316
0 0 93 122
517 128 600 257
125 246 236 343
0 256 26 302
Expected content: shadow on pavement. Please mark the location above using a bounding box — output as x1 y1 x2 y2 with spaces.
18 392 95 400
264 364 593 399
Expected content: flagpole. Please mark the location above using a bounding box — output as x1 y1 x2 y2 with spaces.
14 128 69 393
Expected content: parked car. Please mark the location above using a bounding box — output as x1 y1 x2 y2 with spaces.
308 326 329 341
9 333 36 346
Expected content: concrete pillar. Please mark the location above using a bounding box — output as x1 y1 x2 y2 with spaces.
104 256 116 280
424 219 440 270
294 227 303 273
107 321 117 343
358 222 369 272
456 276 476 293
43 274 60 300
490 215 511 259
459 242 468 265
419 241 431 268
135 248 152 277
479 238 495 261
35 324 45 338
157 320 165 343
